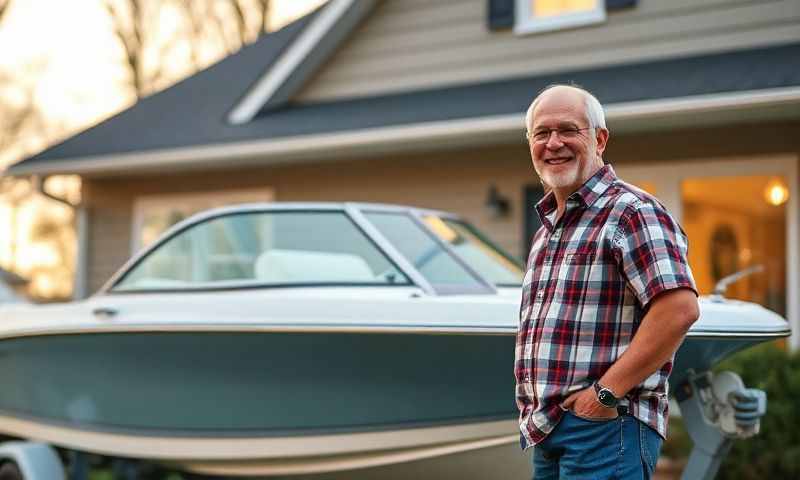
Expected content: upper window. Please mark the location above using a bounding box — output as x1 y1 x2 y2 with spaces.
113 211 411 291
515 0 605 35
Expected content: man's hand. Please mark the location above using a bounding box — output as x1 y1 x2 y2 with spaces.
561 387 618 420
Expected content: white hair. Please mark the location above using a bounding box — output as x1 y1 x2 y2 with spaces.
525 84 607 132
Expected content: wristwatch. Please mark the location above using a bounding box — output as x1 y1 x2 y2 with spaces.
594 382 620 408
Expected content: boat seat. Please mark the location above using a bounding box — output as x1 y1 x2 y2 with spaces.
254 249 375 283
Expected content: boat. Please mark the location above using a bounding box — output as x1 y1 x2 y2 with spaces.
0 203 789 478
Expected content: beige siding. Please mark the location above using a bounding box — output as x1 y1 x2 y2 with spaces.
296 0 800 102
84 121 800 292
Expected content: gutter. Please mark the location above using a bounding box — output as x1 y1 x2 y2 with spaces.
7 86 800 178
32 175 89 300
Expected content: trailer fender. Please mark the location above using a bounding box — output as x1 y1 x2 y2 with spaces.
0 442 65 480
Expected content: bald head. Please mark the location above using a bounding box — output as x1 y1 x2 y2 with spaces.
525 85 606 133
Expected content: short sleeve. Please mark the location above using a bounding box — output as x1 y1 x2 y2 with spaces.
612 200 698 308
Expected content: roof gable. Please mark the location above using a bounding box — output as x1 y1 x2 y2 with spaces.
227 0 378 124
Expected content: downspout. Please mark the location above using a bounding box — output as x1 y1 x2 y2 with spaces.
32 175 89 300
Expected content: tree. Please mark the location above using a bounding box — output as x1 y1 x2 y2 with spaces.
0 58 76 301
0 63 50 168
0 0 11 24
0 0 279 300
103 0 271 99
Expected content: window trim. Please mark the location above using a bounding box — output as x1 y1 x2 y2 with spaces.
514 0 606 35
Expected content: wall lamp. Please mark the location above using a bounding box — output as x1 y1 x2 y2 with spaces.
486 184 511 219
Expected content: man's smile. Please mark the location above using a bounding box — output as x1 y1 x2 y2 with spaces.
544 156 573 165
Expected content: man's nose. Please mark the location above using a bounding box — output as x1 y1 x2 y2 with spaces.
544 131 564 148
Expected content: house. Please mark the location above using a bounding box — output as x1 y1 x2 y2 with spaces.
5 0 800 348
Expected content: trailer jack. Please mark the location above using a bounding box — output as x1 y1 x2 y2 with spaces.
676 370 767 480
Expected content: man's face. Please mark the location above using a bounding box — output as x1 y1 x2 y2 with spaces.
528 88 608 195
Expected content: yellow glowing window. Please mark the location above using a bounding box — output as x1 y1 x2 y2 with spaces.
516 0 604 34
533 0 598 18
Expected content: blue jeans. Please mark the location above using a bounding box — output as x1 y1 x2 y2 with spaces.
532 411 662 479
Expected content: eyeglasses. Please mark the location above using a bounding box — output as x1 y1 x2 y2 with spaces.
524 127 592 144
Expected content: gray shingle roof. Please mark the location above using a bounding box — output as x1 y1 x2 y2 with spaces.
12 37 800 174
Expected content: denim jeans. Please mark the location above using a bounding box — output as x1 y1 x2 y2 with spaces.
532 411 662 480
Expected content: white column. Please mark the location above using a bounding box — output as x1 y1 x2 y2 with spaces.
787 159 799 351
73 205 90 299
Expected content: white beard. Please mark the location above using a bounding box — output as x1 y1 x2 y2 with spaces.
536 162 580 190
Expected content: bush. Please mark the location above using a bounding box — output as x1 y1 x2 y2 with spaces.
714 342 800 479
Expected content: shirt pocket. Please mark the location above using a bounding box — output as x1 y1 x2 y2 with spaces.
563 243 596 262
551 245 598 309
560 245 597 280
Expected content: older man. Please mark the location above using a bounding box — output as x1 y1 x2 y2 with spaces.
516 84 699 479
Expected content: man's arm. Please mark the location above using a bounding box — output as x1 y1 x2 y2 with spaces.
563 199 698 419
600 288 698 396
562 288 699 418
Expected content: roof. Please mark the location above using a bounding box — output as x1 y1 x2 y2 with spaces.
8 38 800 177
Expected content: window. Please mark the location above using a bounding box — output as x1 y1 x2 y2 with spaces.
616 155 799 351
132 189 274 254
682 175 788 318
114 211 410 291
515 0 605 35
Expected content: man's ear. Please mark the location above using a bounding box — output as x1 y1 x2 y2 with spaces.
595 128 609 157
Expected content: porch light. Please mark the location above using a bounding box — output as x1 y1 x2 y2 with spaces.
485 185 511 219
764 178 789 206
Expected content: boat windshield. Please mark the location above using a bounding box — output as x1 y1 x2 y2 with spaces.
420 215 524 287
112 211 412 291
364 212 489 293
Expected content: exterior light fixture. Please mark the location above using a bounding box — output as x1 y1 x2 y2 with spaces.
486 185 511 219
764 178 789 206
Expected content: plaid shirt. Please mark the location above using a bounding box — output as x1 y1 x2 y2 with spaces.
516 165 696 448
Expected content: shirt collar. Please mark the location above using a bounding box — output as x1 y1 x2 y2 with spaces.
534 164 617 230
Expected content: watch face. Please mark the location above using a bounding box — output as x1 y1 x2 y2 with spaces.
598 389 617 407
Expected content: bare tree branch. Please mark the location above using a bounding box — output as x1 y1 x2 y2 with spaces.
104 0 276 99
178 0 207 69
229 0 249 45
0 71 39 161
103 0 146 98
257 0 270 34
0 0 12 25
